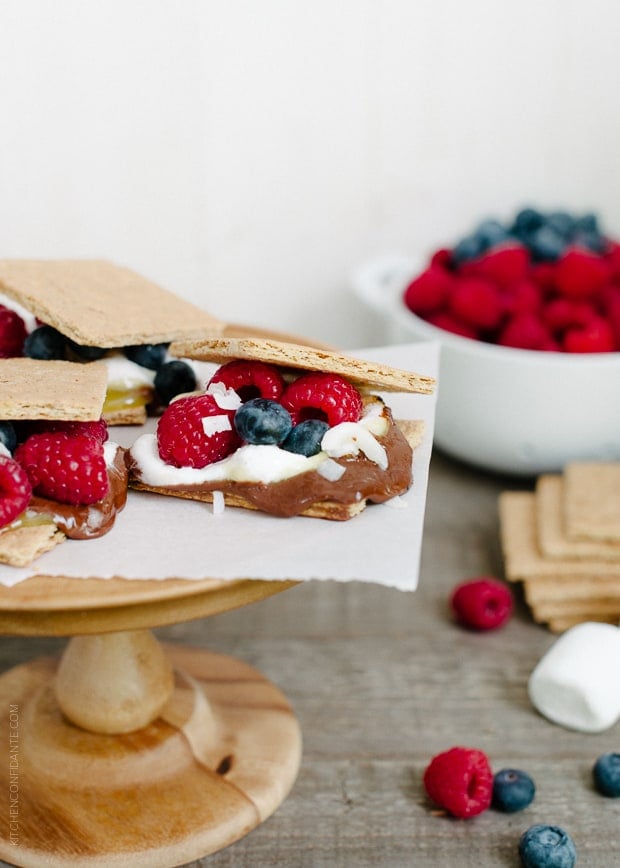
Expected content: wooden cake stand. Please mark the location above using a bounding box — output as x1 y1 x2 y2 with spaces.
0 574 301 867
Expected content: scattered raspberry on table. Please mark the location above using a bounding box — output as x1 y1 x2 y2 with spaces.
449 576 513 631
423 746 493 818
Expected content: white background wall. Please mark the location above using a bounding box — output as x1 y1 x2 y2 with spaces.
1 1 619 348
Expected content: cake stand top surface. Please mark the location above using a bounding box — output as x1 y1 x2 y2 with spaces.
0 574 298 636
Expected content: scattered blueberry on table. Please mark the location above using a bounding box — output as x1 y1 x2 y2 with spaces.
518 824 577 868
592 752 620 798
492 768 536 812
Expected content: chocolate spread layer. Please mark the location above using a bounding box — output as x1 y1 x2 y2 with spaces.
128 413 413 518
28 447 128 539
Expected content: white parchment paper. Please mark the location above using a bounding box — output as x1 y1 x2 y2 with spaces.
0 342 438 590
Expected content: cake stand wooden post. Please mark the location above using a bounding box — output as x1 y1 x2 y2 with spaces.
0 576 302 868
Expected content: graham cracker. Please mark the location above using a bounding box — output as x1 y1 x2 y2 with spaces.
168 337 436 395
0 358 107 420
499 492 620 580
103 405 148 427
536 475 620 561
0 524 65 567
528 596 620 620
524 576 620 604
564 461 620 543
0 259 223 347
130 418 422 522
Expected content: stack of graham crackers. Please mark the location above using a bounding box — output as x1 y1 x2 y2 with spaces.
499 462 620 633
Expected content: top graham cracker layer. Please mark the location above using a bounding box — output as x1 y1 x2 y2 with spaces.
169 336 437 394
0 358 107 420
0 259 223 347
564 462 620 543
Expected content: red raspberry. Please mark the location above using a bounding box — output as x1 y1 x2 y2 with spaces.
208 360 285 402
429 248 453 269
22 418 109 443
280 372 363 426
404 266 454 316
542 298 596 335
450 577 513 630
604 241 620 279
425 311 478 339
157 393 241 468
0 305 27 358
423 746 493 818
497 312 552 350
15 433 109 505
554 248 612 298
463 244 529 286
600 285 620 348
501 280 541 316
530 262 557 291
563 316 616 353
449 277 503 330
0 455 32 528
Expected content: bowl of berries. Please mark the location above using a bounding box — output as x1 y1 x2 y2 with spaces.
353 207 620 475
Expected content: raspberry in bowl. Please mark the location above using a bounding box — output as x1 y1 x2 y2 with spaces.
352 207 620 475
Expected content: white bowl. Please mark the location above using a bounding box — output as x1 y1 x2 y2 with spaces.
352 253 620 476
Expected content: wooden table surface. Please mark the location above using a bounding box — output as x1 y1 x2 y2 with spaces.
1 449 618 867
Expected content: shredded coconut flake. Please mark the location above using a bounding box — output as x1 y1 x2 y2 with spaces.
317 458 346 482
212 490 225 515
202 414 232 437
322 423 388 470
207 381 242 411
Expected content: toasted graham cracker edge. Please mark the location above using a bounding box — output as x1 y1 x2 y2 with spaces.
0 358 107 421
0 259 224 347
169 337 436 395
536 475 620 562
0 524 65 568
564 461 620 543
130 418 423 522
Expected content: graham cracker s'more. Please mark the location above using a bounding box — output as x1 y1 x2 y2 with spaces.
0 259 224 426
0 358 127 567
128 337 434 521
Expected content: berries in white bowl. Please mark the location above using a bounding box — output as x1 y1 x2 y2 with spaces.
352 207 620 475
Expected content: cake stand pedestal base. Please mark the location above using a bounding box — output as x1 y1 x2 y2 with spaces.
0 631 302 867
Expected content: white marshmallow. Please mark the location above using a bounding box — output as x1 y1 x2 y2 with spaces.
528 622 620 733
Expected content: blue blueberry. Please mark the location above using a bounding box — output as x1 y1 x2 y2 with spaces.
124 343 169 371
492 768 535 812
66 339 108 361
572 230 608 255
475 218 511 249
281 419 329 456
526 225 568 262
23 325 66 360
574 213 599 235
511 207 545 239
154 360 197 405
546 211 576 239
452 234 486 264
0 422 17 454
519 824 577 868
234 398 293 445
592 752 620 797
